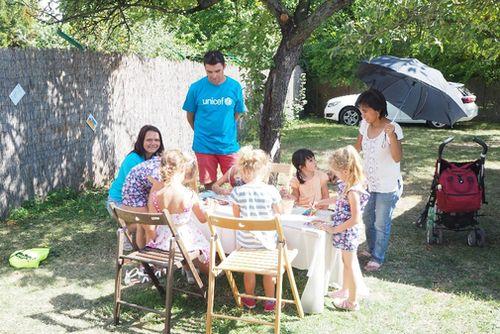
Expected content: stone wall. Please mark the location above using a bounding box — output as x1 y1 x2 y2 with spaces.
0 48 240 218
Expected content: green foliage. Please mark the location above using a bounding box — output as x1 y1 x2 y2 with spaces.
63 17 197 60
304 0 500 85
6 188 87 222
284 72 308 123
0 0 39 47
168 1 280 142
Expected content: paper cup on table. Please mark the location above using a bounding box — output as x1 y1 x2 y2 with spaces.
281 199 294 214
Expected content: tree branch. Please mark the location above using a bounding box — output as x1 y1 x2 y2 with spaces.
126 0 221 15
289 0 352 47
261 0 292 27
38 0 222 25
294 0 310 23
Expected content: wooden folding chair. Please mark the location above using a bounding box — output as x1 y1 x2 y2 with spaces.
111 204 206 334
268 163 293 188
205 214 304 334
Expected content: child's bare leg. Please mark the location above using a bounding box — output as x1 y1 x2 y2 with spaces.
135 225 156 249
127 223 137 234
244 273 256 295
263 275 276 298
342 250 357 304
352 255 367 296
135 225 145 249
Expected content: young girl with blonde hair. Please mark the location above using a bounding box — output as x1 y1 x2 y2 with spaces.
229 146 282 312
314 145 369 311
142 149 210 279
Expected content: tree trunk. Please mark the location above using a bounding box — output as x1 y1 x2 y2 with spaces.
259 38 302 162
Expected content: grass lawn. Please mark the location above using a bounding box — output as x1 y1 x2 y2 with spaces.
1 119 499 334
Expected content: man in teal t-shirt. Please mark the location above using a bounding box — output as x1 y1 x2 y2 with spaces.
183 50 246 190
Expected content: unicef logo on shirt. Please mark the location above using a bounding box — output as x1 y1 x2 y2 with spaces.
202 97 233 106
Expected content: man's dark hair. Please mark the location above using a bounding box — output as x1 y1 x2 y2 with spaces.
203 50 225 66
132 125 164 159
355 88 388 118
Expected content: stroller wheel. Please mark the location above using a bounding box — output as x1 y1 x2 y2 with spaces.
475 228 486 247
467 231 476 247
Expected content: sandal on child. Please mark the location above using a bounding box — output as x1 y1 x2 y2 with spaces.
124 267 151 285
364 260 381 272
140 270 151 284
334 299 360 311
327 289 348 299
123 267 140 285
154 268 166 279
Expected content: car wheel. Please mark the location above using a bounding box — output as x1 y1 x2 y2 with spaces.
339 107 361 126
426 121 447 129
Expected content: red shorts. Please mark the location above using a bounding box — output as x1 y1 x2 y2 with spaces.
195 153 238 185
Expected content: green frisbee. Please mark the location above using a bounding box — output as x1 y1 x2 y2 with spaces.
9 248 50 269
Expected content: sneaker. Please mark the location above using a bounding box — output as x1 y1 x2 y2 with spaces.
327 289 348 299
263 300 276 312
241 297 256 309
334 299 360 311
263 300 285 312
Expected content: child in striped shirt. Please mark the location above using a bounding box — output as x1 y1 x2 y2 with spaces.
229 146 282 312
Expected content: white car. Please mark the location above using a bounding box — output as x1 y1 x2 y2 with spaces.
324 83 478 128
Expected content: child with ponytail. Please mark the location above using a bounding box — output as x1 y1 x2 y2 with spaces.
142 150 210 280
314 145 369 311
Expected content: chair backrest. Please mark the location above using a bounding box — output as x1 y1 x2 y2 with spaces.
111 204 190 255
207 214 285 243
111 203 169 229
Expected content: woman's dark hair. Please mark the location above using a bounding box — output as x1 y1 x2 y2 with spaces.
355 88 388 118
291 149 315 184
203 50 225 66
132 125 164 159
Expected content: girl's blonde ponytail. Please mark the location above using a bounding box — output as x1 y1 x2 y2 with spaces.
329 145 365 195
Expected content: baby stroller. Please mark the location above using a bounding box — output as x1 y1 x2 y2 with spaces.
416 137 488 246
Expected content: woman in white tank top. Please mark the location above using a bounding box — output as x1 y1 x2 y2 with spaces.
354 89 403 272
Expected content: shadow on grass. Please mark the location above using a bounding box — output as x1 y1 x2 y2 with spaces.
2 119 498 332
284 119 500 300
1 189 307 333
0 189 116 287
26 268 305 333
360 162 500 301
